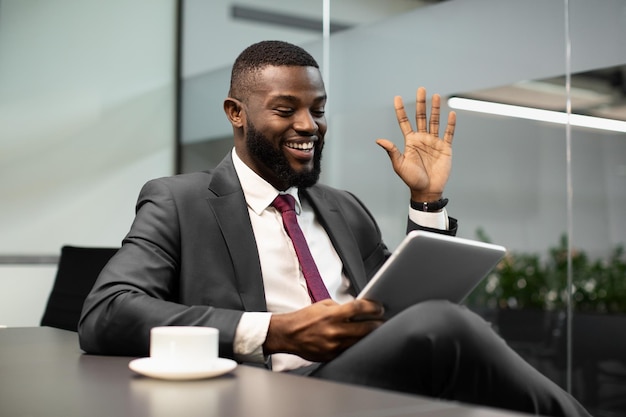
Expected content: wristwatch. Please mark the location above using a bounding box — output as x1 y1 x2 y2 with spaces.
410 198 449 212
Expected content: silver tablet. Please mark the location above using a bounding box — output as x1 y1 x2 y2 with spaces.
356 230 506 319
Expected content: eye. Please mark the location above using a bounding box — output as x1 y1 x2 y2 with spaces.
311 108 325 117
274 107 294 116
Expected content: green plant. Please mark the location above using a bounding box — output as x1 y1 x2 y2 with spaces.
465 230 626 313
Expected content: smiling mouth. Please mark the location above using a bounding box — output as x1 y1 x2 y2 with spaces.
285 141 315 152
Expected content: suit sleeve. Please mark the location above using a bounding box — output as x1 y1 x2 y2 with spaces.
78 178 243 358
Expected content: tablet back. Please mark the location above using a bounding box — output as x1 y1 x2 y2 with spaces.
356 230 506 318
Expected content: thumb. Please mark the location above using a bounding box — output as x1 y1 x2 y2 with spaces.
376 139 402 167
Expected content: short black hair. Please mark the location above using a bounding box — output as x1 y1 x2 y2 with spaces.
229 40 320 100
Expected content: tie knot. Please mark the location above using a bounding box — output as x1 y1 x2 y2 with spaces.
272 194 296 213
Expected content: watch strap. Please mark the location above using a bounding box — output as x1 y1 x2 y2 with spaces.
410 198 449 212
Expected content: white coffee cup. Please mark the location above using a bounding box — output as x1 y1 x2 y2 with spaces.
150 326 218 368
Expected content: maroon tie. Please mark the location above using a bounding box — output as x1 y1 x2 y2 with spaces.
272 194 331 302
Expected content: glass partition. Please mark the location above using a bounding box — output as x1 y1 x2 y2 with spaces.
179 1 626 415
324 2 626 415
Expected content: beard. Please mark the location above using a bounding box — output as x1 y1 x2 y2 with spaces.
246 120 323 189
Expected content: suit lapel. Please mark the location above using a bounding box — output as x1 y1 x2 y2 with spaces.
204 154 369 307
302 187 368 295
206 155 267 312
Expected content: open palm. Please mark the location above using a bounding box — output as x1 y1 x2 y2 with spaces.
377 87 456 202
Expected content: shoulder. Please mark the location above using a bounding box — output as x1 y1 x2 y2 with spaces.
131 172 219 215
146 171 213 187
140 171 213 196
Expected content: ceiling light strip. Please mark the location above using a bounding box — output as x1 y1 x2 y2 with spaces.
448 97 626 133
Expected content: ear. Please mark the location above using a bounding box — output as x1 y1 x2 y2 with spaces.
224 97 245 128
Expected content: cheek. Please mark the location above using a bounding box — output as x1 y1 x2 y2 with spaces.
258 121 289 139
317 119 328 135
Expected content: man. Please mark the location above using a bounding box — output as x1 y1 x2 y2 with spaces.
79 40 590 417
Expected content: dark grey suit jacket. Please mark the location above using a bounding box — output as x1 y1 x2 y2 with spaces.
78 153 457 362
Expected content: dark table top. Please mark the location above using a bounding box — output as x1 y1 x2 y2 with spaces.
0 327 530 417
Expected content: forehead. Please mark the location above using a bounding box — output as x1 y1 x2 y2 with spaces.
250 65 326 103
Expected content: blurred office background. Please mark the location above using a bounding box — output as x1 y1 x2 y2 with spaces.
1 1 625 415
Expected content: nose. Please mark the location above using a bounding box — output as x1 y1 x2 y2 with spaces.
293 110 318 135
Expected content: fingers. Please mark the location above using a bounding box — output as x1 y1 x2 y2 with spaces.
344 299 385 321
415 87 427 133
430 93 441 136
395 87 454 142
419 88 442 137
444 111 456 145
394 96 413 138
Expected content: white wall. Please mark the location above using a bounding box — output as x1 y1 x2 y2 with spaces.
0 0 176 326
0 266 57 327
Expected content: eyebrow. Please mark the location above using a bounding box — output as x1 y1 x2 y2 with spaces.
269 94 327 104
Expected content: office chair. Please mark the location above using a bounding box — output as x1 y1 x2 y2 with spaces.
40 245 118 332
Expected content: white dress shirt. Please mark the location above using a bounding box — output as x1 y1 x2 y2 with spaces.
230 148 448 371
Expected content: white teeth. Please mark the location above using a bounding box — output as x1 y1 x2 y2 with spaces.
286 142 314 151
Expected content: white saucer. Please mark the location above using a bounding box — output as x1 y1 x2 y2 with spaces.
129 357 237 380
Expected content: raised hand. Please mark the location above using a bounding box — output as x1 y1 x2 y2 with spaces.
376 87 456 202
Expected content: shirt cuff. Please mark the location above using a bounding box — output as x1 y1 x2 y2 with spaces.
234 311 273 363
408 206 449 230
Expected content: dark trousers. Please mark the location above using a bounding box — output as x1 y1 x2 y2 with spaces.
308 301 591 417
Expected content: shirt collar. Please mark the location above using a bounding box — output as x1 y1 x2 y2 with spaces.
231 148 302 215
